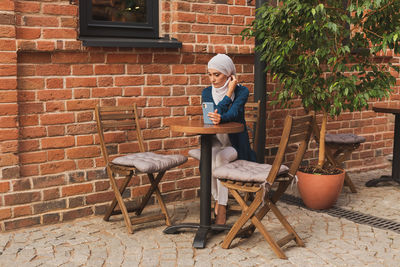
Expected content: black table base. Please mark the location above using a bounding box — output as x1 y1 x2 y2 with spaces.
366 114 400 187
164 134 230 248
365 175 400 187
163 223 231 248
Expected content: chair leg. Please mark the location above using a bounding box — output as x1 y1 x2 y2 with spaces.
268 200 304 247
147 172 171 226
221 190 263 249
104 171 133 221
135 172 171 226
344 172 357 193
104 166 134 234
250 213 287 259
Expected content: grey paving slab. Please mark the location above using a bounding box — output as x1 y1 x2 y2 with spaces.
0 168 399 266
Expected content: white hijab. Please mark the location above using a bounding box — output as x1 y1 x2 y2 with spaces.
208 54 236 104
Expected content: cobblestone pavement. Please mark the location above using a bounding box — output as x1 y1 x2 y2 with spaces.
1 168 400 267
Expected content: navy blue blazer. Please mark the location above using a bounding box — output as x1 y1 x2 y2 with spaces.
202 85 256 162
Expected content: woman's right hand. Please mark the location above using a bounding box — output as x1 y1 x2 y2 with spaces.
227 75 238 97
208 109 221 125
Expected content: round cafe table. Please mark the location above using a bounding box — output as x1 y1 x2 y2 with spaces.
163 121 244 248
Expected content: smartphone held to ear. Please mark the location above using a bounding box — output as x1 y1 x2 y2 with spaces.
202 102 214 124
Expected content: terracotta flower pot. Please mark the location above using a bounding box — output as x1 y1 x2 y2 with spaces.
296 169 345 210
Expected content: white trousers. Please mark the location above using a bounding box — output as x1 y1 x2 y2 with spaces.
210 144 237 206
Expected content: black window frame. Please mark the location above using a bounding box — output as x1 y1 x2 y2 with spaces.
78 0 181 48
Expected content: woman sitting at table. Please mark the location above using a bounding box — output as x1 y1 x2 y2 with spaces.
189 54 256 225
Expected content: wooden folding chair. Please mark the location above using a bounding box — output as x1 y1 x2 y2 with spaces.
95 104 187 234
312 121 365 193
213 113 314 259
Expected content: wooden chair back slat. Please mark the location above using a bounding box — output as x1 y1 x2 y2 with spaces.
95 104 146 163
266 113 314 184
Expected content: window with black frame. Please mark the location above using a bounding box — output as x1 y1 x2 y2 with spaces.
79 0 181 48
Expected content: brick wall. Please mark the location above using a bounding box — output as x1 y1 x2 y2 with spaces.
0 0 397 231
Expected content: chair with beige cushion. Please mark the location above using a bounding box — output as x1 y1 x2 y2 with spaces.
95 104 187 234
213 113 314 259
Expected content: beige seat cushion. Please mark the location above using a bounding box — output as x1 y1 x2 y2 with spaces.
112 152 187 173
188 148 200 160
213 160 289 183
325 133 366 144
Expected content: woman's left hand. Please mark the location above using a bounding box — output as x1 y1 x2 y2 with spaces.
208 109 221 124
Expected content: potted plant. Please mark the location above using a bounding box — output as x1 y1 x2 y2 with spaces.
242 0 400 209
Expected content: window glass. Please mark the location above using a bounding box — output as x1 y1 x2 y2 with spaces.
92 0 147 23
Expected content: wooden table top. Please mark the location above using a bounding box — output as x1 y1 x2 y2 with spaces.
170 121 244 135
373 102 400 114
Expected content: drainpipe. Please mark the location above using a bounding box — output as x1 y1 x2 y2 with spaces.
254 0 267 163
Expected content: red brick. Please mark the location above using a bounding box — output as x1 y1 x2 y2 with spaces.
40 160 76 175
66 123 96 135
43 4 78 16
66 99 97 111
42 136 75 149
95 64 125 75
33 199 66 213
37 41 56 51
161 76 188 85
106 53 138 63
47 149 65 161
0 26 15 38
24 16 59 27
62 183 93 197
43 29 77 39
20 165 39 177
0 78 17 89
0 208 12 220
0 39 16 51
48 125 65 136
0 181 10 193
18 77 45 89
37 89 72 101
0 128 18 141
46 78 64 89
62 207 93 221
97 77 113 87
115 76 145 86
18 52 51 63
72 65 93 75
12 178 32 191
61 17 77 28
77 158 94 169
52 52 88 63
66 146 100 159
86 191 114 204
0 91 17 103
92 87 123 97
0 0 14 11
19 151 47 164
5 192 41 205
13 205 32 218
4 216 41 231
42 213 60 224
36 65 71 76
0 153 18 167
19 126 46 139
40 113 75 125
15 1 40 12
43 188 60 201
16 27 41 39
66 77 96 88
0 52 17 63
175 12 196 23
